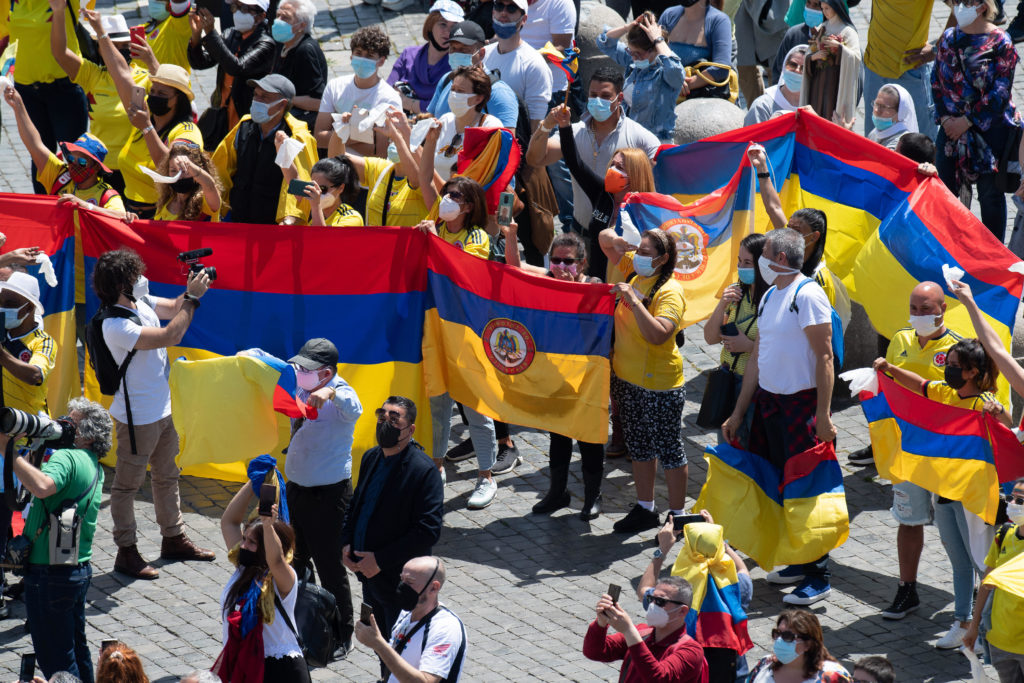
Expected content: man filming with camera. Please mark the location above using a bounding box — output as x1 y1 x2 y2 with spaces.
90 248 215 580
5 397 112 682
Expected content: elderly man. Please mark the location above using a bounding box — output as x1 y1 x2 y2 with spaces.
355 556 467 683
212 74 317 225
584 576 708 682
342 396 443 640
9 398 112 681
722 227 837 606
269 0 328 129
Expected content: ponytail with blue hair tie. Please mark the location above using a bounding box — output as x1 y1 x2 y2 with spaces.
247 454 290 524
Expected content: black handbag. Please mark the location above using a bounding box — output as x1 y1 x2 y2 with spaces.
696 313 756 429
274 568 341 668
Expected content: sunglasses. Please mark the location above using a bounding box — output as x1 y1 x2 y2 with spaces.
853 679 878 683
68 155 92 167
442 133 464 158
375 408 407 427
493 1 522 13
772 629 811 643
1006 495 1024 505
550 257 578 265
445 190 465 201
318 185 333 194
648 595 685 608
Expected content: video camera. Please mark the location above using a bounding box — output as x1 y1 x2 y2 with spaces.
1 408 77 513
177 247 217 282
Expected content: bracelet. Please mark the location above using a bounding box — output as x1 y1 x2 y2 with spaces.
140 124 155 135
183 294 201 308
538 123 552 134
97 33 109 40
757 172 770 178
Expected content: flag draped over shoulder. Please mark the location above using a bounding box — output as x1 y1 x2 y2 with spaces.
670 522 753 654
861 373 1024 524
454 127 521 214
983 549 1024 598
694 442 849 569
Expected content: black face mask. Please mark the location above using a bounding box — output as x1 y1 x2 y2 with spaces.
395 559 439 611
238 547 260 567
170 177 198 195
428 34 447 53
147 93 171 116
944 364 967 390
376 420 403 448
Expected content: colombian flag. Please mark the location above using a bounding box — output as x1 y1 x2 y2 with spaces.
984 548 1024 598
694 442 849 569
538 42 579 82
862 373 1024 524
670 522 753 654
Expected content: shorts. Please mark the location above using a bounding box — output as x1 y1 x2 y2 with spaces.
891 480 934 526
610 374 687 469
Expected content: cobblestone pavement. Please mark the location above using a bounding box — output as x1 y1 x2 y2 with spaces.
0 0 1016 680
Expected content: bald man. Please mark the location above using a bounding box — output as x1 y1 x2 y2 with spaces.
862 282 967 622
355 556 467 683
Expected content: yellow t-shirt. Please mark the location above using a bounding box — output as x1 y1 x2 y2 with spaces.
886 327 965 381
923 381 998 412
37 152 125 212
141 14 192 72
73 61 151 172
324 203 363 227
10 0 82 84
118 119 203 204
718 287 759 377
2 327 57 415
984 524 1024 654
612 252 686 391
364 158 428 228
863 0 935 79
438 222 490 260
153 195 220 222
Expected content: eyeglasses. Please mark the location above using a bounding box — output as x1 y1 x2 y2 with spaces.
375 408 407 427
493 1 522 13
648 595 685 608
442 133 464 158
772 629 811 643
550 257 578 265
872 101 897 114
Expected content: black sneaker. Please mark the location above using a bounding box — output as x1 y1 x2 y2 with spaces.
1010 14 1024 42
613 504 661 534
445 437 475 462
492 442 521 475
848 445 874 466
881 581 920 620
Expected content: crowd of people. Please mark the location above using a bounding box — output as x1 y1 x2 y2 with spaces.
1 0 1024 679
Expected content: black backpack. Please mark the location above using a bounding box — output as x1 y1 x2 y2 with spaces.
275 569 342 668
84 306 140 453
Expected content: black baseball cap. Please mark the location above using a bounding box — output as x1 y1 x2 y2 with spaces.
450 21 486 46
289 338 338 370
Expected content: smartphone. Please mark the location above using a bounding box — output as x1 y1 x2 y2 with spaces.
720 322 739 337
258 483 276 516
130 85 146 114
19 653 34 683
129 25 146 45
497 191 515 228
607 583 621 605
360 602 373 625
287 178 312 197
101 639 118 653
673 514 705 532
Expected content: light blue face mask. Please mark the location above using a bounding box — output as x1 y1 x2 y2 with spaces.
773 637 800 664
872 113 895 131
633 254 657 277
587 97 615 122
387 142 400 164
271 19 296 43
149 0 170 21
803 7 823 26
632 58 651 70
351 55 379 80
250 99 281 124
492 18 520 39
737 267 755 285
782 69 802 93
448 52 474 69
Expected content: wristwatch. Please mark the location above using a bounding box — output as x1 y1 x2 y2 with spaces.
653 36 665 44
652 548 663 559
183 293 201 308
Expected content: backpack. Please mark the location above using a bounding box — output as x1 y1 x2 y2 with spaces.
84 306 141 453
759 278 845 368
275 569 342 668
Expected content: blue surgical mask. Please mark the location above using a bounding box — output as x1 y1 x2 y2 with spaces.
782 70 802 93
149 0 169 21
0 307 26 330
351 56 379 80
387 142 400 164
250 99 280 124
773 637 800 664
271 19 296 43
492 18 520 39
448 52 474 69
632 58 651 70
737 267 755 285
803 7 823 26
587 97 615 122
872 113 895 131
633 254 657 277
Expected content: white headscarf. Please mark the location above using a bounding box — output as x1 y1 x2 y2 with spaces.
772 44 809 113
874 83 918 141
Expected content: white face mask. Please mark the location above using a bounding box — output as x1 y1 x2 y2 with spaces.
908 313 942 337
758 254 800 286
0 306 26 330
645 603 673 628
438 194 463 222
953 2 981 27
448 91 475 117
233 9 256 32
1007 501 1024 523
295 367 323 391
133 275 150 301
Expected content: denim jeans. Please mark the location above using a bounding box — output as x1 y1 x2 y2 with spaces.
25 563 94 683
933 499 976 622
14 79 88 194
430 393 496 472
935 128 1009 243
862 63 937 140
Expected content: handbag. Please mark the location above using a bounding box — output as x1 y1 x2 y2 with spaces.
678 63 739 104
696 313 756 429
995 124 1023 194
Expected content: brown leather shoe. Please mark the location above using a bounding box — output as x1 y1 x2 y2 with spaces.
114 545 159 580
161 533 216 562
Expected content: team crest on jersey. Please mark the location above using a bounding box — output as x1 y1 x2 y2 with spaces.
453 241 464 250
661 216 708 281
483 318 535 375
18 350 30 362
934 351 947 367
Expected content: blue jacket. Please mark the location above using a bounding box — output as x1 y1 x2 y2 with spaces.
597 32 684 142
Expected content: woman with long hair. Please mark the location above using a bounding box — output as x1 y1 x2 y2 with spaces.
747 609 851 682
599 227 689 534
154 141 223 221
214 482 309 683
96 643 149 683
295 156 363 227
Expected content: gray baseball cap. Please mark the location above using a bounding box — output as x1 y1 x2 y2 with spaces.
247 74 296 101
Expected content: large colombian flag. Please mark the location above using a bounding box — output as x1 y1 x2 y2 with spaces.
862 373 1024 524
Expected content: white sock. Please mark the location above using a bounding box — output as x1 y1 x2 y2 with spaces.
670 509 685 517
637 500 655 511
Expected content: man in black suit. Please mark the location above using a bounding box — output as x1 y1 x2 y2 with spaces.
341 395 444 639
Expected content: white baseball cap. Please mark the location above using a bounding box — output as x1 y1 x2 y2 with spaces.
429 0 465 21
237 0 270 11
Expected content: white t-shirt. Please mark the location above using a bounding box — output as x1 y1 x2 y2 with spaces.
756 277 833 396
101 299 172 425
220 566 303 660
388 605 467 683
319 74 402 115
482 42 553 122
518 0 577 93
749 659 850 683
432 111 503 181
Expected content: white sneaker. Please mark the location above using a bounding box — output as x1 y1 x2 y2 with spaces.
936 621 968 649
467 477 497 509
381 0 417 10
440 467 446 486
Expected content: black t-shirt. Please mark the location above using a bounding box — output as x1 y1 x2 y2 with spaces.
273 34 328 129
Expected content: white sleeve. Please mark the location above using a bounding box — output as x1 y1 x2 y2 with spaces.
417 615 465 678
319 79 342 113
524 54 553 120
797 284 833 329
549 0 577 34
102 316 143 357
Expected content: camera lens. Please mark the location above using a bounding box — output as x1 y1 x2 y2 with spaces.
204 266 217 281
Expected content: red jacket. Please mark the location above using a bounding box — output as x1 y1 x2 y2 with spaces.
583 621 709 683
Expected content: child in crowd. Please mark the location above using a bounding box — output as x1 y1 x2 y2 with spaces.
852 655 894 683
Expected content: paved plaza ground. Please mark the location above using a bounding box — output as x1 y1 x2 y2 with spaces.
0 0 1018 679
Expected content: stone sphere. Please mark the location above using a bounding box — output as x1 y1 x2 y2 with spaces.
577 1 626 88
672 98 746 145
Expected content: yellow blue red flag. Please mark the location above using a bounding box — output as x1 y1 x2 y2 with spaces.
539 41 579 82
983 549 1024 598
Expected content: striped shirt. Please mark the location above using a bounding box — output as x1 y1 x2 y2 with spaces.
2 327 56 414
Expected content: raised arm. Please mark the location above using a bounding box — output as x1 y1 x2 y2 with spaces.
417 118 443 208
748 147 786 229
49 0 83 80
598 227 635 267
261 505 295 597
82 9 137 110
3 87 53 171
526 107 564 168
385 111 419 190
873 357 927 395
221 482 253 549
950 279 1024 395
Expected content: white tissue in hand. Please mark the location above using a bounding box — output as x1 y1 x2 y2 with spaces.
35 253 57 287
347 108 375 145
331 114 351 142
942 263 965 290
839 368 878 397
618 211 642 246
409 118 434 149
275 137 305 169
138 165 182 184
961 647 986 683
359 102 395 133
0 76 12 92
